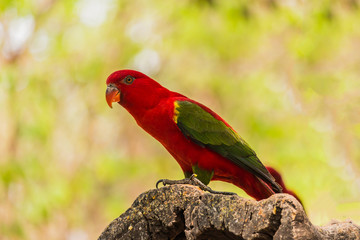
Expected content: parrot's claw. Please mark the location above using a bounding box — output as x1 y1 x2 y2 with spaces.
156 174 237 196
156 179 166 189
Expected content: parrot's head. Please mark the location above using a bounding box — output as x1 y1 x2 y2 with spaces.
106 69 166 109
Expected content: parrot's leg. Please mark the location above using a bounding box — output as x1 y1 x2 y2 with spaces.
156 174 237 195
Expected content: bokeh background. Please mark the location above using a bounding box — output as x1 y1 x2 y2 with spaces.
1 0 360 239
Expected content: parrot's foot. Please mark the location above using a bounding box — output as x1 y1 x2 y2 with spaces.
156 174 237 196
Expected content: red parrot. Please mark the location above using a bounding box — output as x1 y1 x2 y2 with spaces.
106 69 298 201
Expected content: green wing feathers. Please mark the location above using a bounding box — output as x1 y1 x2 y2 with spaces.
174 100 282 193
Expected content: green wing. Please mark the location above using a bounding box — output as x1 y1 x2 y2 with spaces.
174 100 282 193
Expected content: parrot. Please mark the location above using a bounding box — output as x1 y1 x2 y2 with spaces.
105 69 299 201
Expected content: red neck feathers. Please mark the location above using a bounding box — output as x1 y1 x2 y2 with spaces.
106 70 183 119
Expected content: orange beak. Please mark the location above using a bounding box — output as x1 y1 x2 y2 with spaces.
106 84 121 108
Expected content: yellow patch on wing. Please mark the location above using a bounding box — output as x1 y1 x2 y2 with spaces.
173 101 180 124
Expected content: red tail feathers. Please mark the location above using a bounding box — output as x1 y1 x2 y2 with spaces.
266 167 303 205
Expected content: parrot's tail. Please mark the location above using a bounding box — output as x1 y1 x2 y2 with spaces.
213 168 277 201
266 166 303 205
212 166 302 202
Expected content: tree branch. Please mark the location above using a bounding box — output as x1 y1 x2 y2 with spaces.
98 185 360 240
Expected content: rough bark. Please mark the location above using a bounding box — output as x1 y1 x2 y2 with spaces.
98 184 360 240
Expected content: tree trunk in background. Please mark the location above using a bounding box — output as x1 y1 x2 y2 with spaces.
98 185 360 240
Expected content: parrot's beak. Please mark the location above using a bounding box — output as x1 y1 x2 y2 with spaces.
106 84 121 108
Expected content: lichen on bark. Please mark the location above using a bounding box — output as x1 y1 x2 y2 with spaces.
98 185 360 240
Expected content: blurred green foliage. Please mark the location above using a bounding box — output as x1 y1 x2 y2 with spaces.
1 0 360 239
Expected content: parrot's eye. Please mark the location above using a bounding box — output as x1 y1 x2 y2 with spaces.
123 75 134 85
